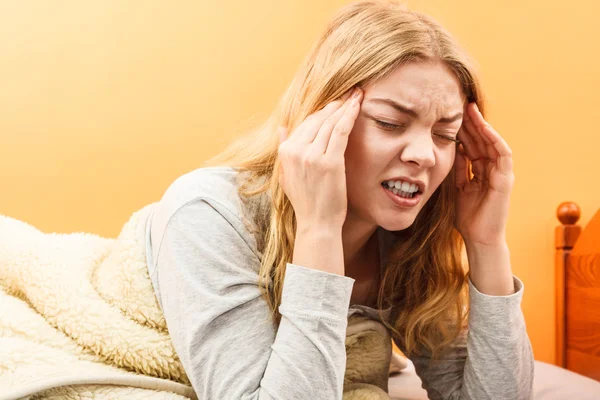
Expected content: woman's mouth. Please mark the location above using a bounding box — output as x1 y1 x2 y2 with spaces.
381 180 422 208
381 180 421 198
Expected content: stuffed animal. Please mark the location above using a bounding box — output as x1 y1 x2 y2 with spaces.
343 314 409 399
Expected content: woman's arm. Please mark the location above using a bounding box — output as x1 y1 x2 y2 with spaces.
410 99 534 399
403 273 534 400
465 242 514 296
153 198 354 399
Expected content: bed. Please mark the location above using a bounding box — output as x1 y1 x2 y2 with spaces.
555 201 600 381
387 201 600 399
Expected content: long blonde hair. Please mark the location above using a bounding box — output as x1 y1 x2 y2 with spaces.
206 0 485 359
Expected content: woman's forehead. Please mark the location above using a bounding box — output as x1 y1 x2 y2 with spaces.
362 62 465 116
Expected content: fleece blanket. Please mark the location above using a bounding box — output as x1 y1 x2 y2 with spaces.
0 204 407 400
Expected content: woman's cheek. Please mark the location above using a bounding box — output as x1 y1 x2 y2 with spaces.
439 150 456 181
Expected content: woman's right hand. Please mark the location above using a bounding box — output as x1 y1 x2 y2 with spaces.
277 87 364 231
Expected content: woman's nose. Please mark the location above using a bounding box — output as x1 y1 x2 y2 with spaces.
398 134 436 168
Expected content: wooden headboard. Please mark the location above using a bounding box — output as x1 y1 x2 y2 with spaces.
555 202 600 381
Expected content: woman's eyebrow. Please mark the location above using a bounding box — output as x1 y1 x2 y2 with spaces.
366 97 463 123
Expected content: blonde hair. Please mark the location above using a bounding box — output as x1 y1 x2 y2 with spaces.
206 0 485 359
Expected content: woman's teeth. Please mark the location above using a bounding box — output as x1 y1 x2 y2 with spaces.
382 180 419 198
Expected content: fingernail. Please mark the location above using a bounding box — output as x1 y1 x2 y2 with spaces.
341 89 353 100
351 88 362 99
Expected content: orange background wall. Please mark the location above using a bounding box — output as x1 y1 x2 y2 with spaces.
1 1 599 365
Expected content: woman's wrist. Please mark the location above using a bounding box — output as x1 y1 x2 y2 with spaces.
296 221 343 237
293 224 344 275
465 241 515 296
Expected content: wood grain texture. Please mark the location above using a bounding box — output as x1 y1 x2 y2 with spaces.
555 202 582 368
566 349 600 381
555 249 567 367
561 206 600 381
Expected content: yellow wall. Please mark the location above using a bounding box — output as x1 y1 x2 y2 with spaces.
1 1 599 365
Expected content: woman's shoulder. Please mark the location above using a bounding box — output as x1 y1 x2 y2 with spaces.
145 167 268 270
150 166 256 247
157 166 242 217
145 168 268 303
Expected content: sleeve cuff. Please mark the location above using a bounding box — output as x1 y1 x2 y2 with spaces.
468 275 525 338
280 263 355 321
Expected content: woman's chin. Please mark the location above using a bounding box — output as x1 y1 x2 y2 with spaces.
377 217 415 232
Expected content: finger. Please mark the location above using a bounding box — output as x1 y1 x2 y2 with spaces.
461 105 488 160
464 117 497 160
277 127 287 183
311 100 352 153
290 100 344 144
456 127 481 182
465 104 499 160
456 126 478 160
482 135 500 160
340 87 354 101
454 145 469 188
471 158 487 182
278 160 285 187
291 88 355 145
472 111 511 157
470 104 513 174
278 126 288 144
481 124 514 175
467 111 498 159
324 89 363 157
457 127 483 183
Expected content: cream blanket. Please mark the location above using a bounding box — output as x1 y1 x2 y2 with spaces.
0 204 406 400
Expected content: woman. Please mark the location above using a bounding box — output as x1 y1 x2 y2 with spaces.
145 0 534 398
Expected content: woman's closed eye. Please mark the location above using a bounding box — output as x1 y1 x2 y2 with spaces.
373 119 459 143
374 119 406 131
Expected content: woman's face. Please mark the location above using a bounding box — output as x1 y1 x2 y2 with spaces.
345 61 466 232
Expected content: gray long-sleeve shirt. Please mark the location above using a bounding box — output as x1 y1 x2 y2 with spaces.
144 166 534 399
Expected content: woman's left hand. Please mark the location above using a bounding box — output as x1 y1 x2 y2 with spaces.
454 102 515 247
